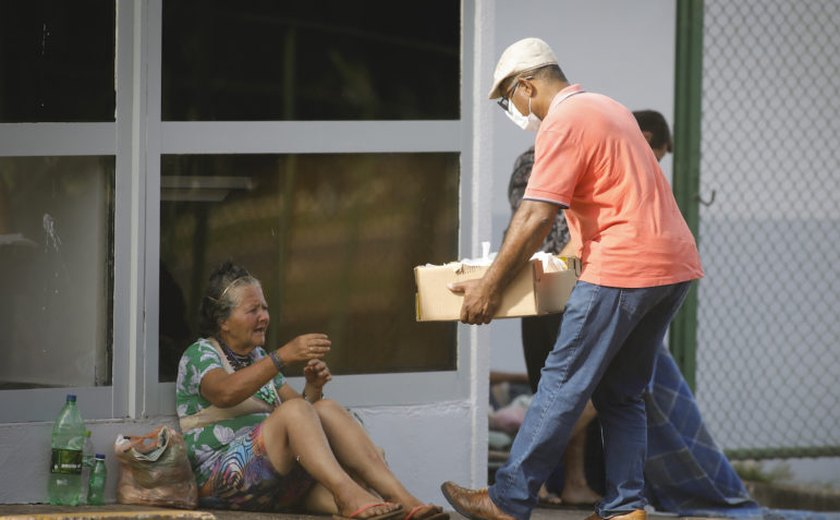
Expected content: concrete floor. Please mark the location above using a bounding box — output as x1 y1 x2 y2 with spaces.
0 504 712 520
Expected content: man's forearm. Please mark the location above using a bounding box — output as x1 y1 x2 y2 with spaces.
483 201 556 292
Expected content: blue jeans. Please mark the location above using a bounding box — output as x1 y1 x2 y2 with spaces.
489 280 691 520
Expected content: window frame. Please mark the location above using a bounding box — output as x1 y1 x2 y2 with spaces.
0 0 481 422
146 0 479 414
0 2 132 422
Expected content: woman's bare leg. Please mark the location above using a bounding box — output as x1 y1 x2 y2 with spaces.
313 400 443 517
537 400 602 506
303 482 341 515
261 398 399 518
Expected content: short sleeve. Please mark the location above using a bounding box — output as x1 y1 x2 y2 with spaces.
176 339 224 417
523 115 588 208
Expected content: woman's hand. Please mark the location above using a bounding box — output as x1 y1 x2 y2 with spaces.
303 359 332 390
280 333 331 364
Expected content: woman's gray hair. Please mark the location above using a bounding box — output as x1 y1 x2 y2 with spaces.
197 261 261 336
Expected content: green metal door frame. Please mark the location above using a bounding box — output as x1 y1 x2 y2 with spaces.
669 0 840 461
669 0 704 391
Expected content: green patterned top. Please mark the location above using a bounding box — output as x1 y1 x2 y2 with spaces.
175 338 285 485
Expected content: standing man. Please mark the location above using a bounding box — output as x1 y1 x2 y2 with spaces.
441 38 703 520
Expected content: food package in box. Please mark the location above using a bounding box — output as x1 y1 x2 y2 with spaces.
414 251 580 322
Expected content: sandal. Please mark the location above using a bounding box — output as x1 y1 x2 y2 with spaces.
334 502 405 520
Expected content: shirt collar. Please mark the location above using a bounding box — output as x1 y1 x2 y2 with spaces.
549 83 585 110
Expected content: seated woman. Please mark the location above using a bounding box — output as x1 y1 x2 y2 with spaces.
176 261 447 520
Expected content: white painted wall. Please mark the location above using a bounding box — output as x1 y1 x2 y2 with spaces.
0 404 476 505
487 0 677 373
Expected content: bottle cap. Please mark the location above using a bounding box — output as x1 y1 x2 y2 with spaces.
95 453 106 460
66 394 77 402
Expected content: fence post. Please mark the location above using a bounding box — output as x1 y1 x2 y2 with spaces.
670 0 704 391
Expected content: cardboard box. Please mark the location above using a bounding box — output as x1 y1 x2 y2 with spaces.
414 255 580 322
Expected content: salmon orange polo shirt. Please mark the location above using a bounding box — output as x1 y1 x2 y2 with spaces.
523 84 704 288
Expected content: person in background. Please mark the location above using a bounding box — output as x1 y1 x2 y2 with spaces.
176 261 447 520
632 110 672 162
505 109 759 516
441 37 703 520
159 260 192 382
505 147 600 508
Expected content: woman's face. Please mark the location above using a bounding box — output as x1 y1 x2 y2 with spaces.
219 283 270 352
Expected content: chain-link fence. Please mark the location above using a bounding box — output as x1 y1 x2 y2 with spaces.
696 0 840 460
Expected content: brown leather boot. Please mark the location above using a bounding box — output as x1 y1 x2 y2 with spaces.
440 482 516 520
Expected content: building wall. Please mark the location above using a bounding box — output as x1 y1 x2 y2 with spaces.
0 403 476 504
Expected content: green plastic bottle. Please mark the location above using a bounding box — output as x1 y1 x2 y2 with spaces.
47 394 86 505
86 454 107 505
80 430 94 503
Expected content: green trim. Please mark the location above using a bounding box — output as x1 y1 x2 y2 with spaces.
669 0 704 391
725 446 840 460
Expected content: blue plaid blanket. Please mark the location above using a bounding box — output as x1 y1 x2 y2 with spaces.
542 345 839 519
644 347 762 517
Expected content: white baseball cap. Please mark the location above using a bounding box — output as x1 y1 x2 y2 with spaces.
488 37 558 99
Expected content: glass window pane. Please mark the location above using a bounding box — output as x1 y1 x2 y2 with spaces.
159 153 458 381
0 0 116 122
162 1 460 121
0 156 114 389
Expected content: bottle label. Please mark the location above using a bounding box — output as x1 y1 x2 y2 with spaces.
50 448 83 475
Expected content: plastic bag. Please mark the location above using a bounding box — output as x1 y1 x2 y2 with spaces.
114 425 198 509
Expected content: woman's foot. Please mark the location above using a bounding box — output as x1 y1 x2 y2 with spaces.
334 502 403 520
559 481 602 506
404 503 448 520
378 487 448 520
333 484 403 520
537 484 563 506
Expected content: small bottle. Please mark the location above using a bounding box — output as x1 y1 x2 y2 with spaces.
48 394 87 506
86 454 107 505
80 430 94 503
